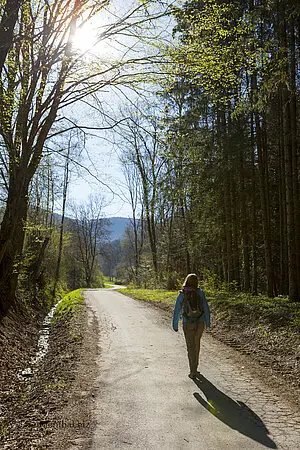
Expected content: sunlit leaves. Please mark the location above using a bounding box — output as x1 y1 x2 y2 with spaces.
169 1 250 101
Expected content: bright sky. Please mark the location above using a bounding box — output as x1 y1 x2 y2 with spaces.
68 135 132 218
65 0 171 218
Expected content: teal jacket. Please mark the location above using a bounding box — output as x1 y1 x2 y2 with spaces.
172 288 211 330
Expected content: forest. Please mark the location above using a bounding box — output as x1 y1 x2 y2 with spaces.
115 0 300 302
0 0 299 322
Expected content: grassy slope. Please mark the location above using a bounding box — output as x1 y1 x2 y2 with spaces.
118 288 177 306
55 289 84 319
118 287 300 333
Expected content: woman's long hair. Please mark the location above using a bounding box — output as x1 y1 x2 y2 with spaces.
182 273 198 290
182 273 200 312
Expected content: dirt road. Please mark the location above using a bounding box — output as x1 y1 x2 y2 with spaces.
85 289 300 450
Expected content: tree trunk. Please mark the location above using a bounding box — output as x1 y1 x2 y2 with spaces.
252 70 275 297
250 116 258 296
240 140 250 291
180 205 191 274
280 14 300 301
53 146 70 299
0 173 29 317
278 92 289 294
288 19 300 300
0 0 22 74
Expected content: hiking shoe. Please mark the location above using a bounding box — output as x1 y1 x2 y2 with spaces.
188 373 197 380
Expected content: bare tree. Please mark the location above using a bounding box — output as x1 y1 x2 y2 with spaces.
52 135 75 298
117 103 166 276
121 159 144 280
72 194 109 288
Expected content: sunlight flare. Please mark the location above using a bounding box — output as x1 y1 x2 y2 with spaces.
72 24 98 53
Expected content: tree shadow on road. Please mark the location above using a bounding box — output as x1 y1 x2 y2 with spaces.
193 375 277 449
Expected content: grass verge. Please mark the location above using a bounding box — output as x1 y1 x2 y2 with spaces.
117 287 300 332
54 289 84 320
117 288 177 307
104 283 115 289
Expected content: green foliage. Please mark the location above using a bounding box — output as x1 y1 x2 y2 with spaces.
202 270 240 295
141 0 300 302
88 267 105 289
118 285 300 332
104 283 115 288
43 281 67 303
166 272 182 290
17 218 69 312
170 0 251 103
103 276 118 288
118 287 178 305
54 289 84 319
214 293 299 331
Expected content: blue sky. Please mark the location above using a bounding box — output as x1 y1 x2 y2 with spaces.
68 135 133 218
65 0 174 218
66 0 143 218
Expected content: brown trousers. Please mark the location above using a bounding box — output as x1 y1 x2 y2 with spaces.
183 321 205 375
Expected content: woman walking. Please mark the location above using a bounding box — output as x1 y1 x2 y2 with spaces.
172 273 210 379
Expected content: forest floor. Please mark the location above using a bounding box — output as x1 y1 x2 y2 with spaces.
0 287 299 449
0 297 99 449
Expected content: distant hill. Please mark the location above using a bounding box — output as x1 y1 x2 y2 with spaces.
108 217 131 241
52 213 131 242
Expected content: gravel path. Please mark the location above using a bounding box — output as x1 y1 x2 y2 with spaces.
85 289 300 450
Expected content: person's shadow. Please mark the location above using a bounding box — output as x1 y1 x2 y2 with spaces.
193 375 277 448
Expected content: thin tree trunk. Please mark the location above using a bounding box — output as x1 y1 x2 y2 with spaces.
166 204 174 273
278 93 289 294
53 144 70 299
252 70 275 297
240 140 250 291
250 111 258 295
288 19 300 300
280 13 299 301
180 204 191 273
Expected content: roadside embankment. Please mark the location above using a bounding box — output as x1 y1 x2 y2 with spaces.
0 304 45 443
0 289 98 449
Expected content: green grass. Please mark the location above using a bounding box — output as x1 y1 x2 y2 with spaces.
104 282 115 289
54 289 84 319
117 287 177 306
117 286 300 332
205 288 300 330
104 275 124 286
